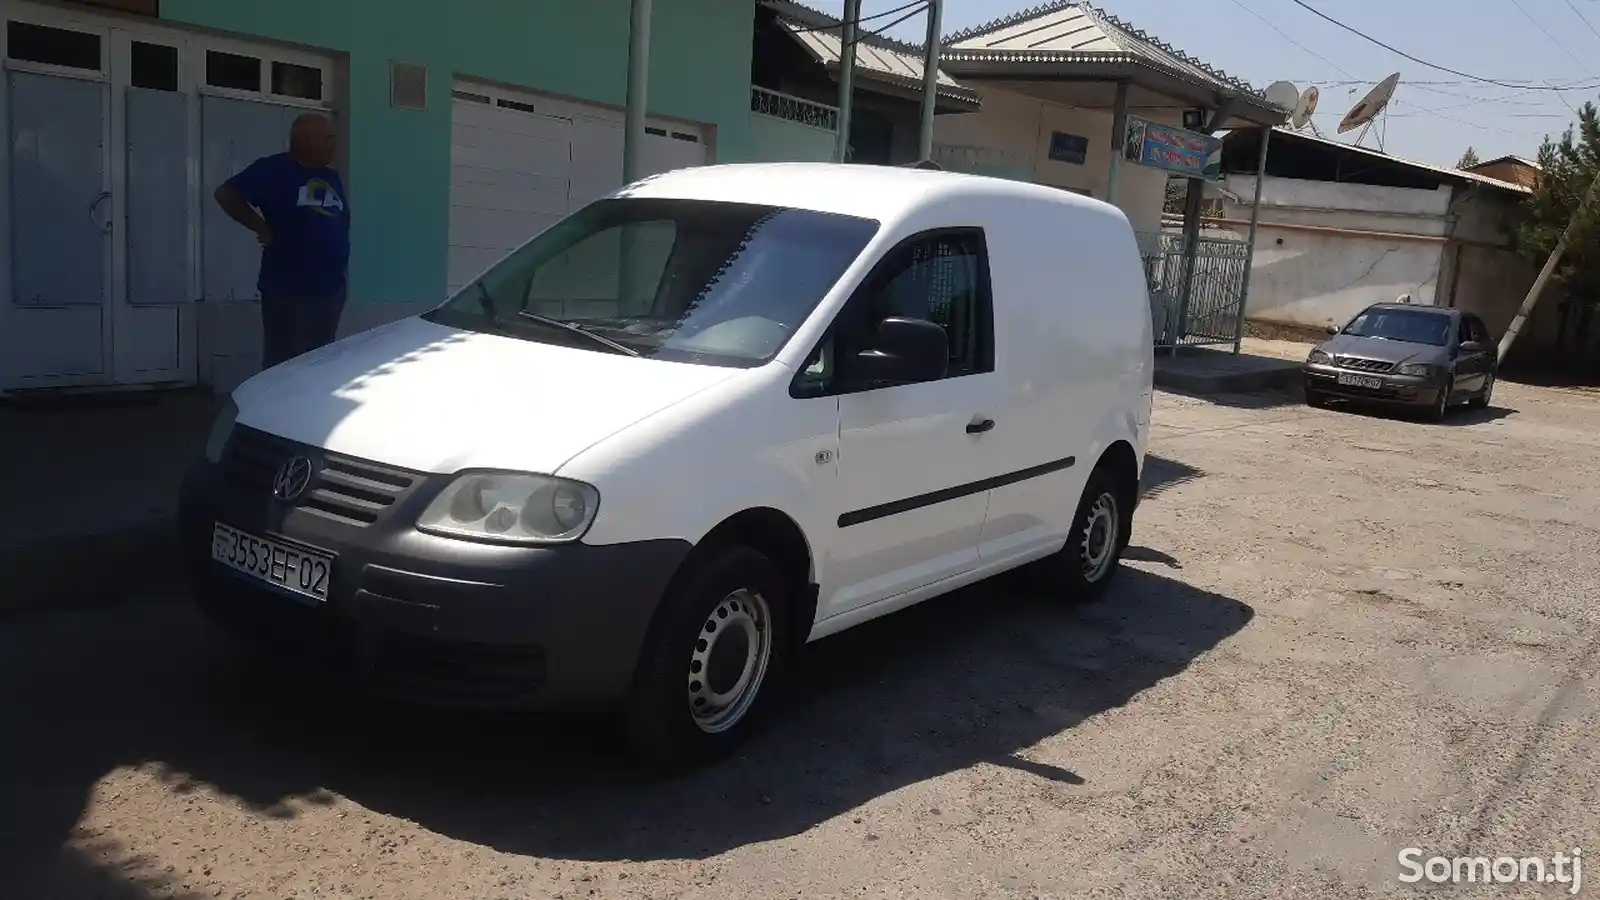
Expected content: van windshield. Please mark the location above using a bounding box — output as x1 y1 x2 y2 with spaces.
423 198 880 367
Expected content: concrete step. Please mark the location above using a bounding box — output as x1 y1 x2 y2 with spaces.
1153 346 1303 395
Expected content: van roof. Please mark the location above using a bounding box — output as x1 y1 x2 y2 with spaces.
621 162 1120 223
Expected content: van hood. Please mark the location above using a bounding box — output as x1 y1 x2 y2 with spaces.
232 316 739 474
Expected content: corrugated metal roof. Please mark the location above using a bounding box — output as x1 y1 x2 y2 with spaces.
941 1 1282 115
762 0 980 107
1468 154 1542 170
1263 128 1533 194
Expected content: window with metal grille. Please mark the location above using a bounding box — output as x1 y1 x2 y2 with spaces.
804 228 993 392
866 233 989 376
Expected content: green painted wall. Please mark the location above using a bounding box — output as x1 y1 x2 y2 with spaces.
161 0 756 307
750 113 835 162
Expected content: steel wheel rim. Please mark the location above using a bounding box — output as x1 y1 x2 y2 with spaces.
1080 491 1120 582
687 588 772 734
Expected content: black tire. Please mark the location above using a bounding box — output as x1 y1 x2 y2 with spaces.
1038 463 1134 604
625 545 790 768
1469 371 1495 409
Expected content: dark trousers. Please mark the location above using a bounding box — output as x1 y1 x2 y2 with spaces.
261 291 347 370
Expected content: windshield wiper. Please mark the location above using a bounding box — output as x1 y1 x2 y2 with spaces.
515 311 640 357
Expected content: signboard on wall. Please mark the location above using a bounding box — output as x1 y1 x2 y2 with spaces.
1122 116 1222 181
1047 131 1089 165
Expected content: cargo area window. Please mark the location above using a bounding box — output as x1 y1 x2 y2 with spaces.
796 228 995 396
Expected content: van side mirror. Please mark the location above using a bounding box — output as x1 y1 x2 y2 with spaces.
1326 323 1340 335
855 317 948 385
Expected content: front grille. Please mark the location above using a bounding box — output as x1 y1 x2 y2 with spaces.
1335 356 1393 373
222 426 421 527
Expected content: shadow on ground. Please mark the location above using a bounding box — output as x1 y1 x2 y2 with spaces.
0 566 1252 895
1316 398 1515 427
1157 385 1303 410
1140 453 1204 503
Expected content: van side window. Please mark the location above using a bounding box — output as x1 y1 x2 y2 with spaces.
794 228 994 397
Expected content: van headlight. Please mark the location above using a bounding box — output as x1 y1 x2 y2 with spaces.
203 398 238 464
417 472 600 544
1396 363 1437 377
1307 349 1333 365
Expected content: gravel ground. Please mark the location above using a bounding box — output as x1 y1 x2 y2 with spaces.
4 381 1600 900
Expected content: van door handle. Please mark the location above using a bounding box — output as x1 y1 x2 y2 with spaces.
966 417 995 434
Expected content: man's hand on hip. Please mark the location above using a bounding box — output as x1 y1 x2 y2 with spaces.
255 226 274 248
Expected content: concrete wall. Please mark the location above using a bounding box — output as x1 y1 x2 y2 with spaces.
933 86 1175 233
749 113 836 163
162 0 756 312
1442 186 1537 339
1219 175 1453 329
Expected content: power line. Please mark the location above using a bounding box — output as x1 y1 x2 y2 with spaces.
1559 0 1600 46
1507 0 1596 78
1223 0 1354 78
1235 0 1574 132
781 1 924 35
1282 0 1600 91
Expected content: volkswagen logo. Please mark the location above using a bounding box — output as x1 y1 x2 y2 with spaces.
271 456 316 503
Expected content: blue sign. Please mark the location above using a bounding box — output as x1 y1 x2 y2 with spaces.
1047 131 1089 165
1122 116 1222 181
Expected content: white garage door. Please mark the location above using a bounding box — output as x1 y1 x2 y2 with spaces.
447 84 710 294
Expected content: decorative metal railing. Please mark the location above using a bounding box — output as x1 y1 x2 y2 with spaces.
749 86 838 132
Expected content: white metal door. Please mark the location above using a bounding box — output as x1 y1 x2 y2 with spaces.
0 16 114 389
111 29 194 385
447 95 573 294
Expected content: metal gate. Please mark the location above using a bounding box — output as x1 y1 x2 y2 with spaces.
1138 232 1250 350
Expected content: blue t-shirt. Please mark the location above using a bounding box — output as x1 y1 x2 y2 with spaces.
225 152 350 297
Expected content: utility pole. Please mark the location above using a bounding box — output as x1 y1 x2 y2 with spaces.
1499 166 1600 364
917 0 944 161
835 0 860 163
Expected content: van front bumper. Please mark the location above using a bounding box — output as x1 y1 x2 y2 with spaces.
178 456 689 710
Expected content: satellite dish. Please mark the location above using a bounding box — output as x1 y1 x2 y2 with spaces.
1291 86 1319 130
1264 80 1299 112
1339 73 1400 134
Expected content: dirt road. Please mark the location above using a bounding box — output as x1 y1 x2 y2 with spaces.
5 382 1599 899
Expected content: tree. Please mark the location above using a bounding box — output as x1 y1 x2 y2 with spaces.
1457 146 1481 168
1515 102 1600 371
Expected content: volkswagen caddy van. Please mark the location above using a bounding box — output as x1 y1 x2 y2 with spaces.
180 163 1155 765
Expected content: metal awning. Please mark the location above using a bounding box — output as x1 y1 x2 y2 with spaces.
940 1 1287 128
762 0 981 112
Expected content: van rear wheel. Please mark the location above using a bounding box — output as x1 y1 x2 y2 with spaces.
1039 463 1133 603
625 545 790 768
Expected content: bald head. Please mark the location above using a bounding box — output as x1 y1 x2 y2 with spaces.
290 113 337 169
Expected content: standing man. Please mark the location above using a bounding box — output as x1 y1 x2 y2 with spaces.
214 113 350 369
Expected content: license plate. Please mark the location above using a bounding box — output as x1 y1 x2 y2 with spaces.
211 522 334 602
1336 373 1383 390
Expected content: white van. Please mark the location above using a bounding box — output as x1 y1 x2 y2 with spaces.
180 163 1154 765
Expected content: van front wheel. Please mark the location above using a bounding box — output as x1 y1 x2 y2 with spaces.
625 545 790 768
1040 464 1132 603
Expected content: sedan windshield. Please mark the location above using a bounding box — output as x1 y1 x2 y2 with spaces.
1341 308 1452 347
424 198 880 367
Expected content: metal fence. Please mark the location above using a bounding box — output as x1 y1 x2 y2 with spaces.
1137 231 1250 350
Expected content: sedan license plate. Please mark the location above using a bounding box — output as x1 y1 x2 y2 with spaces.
211 522 333 602
1336 373 1384 390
